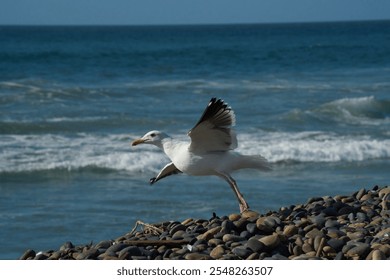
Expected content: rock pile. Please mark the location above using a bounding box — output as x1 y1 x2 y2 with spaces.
21 185 389 260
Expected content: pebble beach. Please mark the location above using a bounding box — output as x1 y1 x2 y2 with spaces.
21 185 389 260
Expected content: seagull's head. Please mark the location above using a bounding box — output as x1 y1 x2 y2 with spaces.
132 130 169 148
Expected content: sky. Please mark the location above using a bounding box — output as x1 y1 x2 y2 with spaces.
1 0 389 25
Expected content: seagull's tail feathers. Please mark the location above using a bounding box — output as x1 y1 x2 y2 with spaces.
236 155 271 172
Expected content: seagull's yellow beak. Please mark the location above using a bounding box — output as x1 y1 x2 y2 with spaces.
131 138 146 146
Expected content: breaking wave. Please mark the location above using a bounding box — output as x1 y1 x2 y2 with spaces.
238 131 390 163
285 96 390 126
1 131 389 175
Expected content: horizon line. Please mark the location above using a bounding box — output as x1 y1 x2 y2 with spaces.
1 18 389 28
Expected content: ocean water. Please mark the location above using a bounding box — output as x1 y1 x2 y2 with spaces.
1 21 389 259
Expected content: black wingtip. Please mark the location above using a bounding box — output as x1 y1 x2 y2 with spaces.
190 97 234 130
209 97 217 103
209 97 225 107
149 177 157 185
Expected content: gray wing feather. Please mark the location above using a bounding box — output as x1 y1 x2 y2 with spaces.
188 98 237 153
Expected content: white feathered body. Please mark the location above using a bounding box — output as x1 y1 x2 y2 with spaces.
162 138 269 176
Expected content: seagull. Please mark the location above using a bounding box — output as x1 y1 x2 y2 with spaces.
132 98 270 213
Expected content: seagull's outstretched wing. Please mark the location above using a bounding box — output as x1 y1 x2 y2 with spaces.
188 98 238 153
150 162 182 184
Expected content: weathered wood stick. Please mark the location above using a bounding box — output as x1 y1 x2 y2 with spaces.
123 239 189 247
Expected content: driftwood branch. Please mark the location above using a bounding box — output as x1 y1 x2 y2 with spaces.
130 220 164 235
128 220 189 248
123 239 189 248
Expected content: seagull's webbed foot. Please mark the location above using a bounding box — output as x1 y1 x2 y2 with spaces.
149 177 157 185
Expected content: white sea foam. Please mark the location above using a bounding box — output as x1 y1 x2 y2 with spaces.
238 131 390 163
0 134 165 173
1 131 389 174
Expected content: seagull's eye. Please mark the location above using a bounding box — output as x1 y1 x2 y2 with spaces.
150 133 156 137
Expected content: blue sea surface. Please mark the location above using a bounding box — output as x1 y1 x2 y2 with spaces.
0 21 389 259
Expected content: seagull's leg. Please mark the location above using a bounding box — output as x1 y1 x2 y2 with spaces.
216 172 250 213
